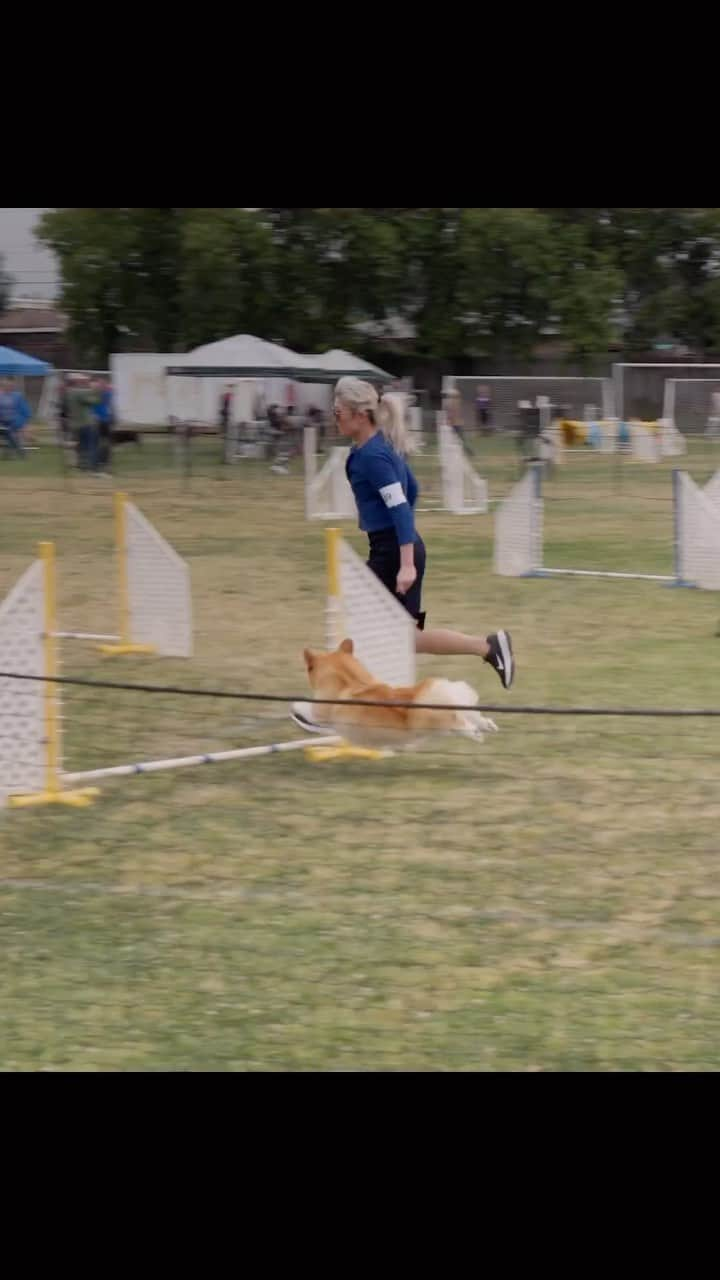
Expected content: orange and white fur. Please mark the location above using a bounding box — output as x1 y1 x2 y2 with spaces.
296 639 497 751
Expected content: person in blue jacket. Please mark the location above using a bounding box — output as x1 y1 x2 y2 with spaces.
334 377 514 688
91 376 115 471
0 378 32 457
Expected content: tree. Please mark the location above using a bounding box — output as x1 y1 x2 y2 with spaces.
36 209 187 361
179 209 277 350
393 208 466 359
36 206 720 369
373 208 621 363
546 222 623 360
454 208 555 360
410 208 621 362
36 209 152 362
540 208 720 354
124 207 185 351
261 209 405 351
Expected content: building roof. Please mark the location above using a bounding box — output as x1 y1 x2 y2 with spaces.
0 305 66 333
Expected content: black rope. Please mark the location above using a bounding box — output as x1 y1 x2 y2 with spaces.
2 671 720 717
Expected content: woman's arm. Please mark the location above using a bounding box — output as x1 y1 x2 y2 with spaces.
359 450 417 595
362 452 417 547
396 541 417 596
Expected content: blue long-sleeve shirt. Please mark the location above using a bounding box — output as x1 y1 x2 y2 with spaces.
92 389 114 425
346 433 419 545
0 391 31 430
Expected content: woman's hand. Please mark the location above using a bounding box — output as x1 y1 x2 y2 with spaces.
396 562 417 596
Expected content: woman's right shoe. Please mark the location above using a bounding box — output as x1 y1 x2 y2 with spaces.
484 631 514 689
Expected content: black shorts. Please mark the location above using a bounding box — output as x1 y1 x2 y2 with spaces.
367 529 426 629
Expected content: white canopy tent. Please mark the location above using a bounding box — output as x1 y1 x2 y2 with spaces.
112 335 390 427
111 350 258 428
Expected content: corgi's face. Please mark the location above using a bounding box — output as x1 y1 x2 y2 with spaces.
303 639 366 693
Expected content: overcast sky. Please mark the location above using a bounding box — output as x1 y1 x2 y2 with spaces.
0 208 59 299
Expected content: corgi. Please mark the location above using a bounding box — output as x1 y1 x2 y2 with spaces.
293 638 497 751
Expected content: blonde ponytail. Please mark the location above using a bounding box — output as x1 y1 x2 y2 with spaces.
377 392 418 456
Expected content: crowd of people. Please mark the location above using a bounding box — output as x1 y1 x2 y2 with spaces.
218 384 336 474
218 380 433 476
55 373 116 474
267 403 329 473
1 370 116 470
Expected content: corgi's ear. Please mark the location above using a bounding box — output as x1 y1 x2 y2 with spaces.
303 648 315 671
339 638 354 654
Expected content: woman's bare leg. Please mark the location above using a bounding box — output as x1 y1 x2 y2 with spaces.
416 626 514 689
415 628 490 658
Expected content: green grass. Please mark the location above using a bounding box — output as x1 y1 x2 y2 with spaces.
1 430 720 1070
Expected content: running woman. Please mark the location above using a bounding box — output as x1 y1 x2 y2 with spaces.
334 377 514 687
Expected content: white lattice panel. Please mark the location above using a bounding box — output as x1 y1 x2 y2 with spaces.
126 503 193 657
494 471 542 577
629 423 660 462
306 447 356 520
539 422 564 465
0 561 46 804
37 372 60 426
676 472 720 590
437 419 488 514
326 538 416 686
704 470 720 509
658 419 686 458
598 420 617 453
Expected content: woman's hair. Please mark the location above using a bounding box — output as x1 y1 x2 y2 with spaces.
334 377 417 455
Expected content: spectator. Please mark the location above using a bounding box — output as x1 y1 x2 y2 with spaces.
253 387 266 422
706 389 720 439
266 404 288 472
306 403 326 454
92 377 115 473
284 405 304 460
9 379 33 447
512 400 547 465
0 379 18 456
475 384 493 435
443 387 474 455
269 405 303 474
219 384 233 438
67 374 99 471
0 378 32 458
56 373 72 445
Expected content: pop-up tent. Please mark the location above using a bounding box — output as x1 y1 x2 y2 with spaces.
167 333 390 384
112 334 392 426
164 334 391 422
0 345 53 376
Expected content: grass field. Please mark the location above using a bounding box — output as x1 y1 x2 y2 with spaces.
1 430 720 1071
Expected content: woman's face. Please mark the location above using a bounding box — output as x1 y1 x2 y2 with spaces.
334 397 360 437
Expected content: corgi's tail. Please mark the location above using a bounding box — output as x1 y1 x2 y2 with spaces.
423 680 498 738
427 679 479 709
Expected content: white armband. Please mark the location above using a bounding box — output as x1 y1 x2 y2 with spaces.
379 482 407 509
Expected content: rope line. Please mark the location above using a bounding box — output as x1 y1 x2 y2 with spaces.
2 671 720 717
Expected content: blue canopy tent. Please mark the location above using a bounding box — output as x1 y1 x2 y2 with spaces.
0 347 54 451
0 345 53 376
